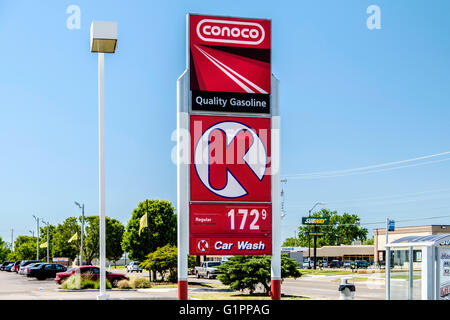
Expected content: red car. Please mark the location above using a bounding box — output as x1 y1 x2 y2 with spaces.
55 265 129 287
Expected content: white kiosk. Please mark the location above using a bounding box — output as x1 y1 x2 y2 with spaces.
385 234 450 300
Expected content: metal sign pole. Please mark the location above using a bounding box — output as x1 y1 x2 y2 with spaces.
177 70 189 300
270 75 281 300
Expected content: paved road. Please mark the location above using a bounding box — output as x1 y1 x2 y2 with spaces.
281 277 385 300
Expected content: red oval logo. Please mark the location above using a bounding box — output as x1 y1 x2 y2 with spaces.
196 19 265 45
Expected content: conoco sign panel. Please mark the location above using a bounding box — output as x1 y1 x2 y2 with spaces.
190 115 271 202
189 14 271 94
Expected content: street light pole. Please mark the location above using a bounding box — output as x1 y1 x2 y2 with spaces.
98 50 107 300
90 21 117 301
75 202 85 266
41 219 50 263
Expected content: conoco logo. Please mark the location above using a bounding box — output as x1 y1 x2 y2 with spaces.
196 19 265 45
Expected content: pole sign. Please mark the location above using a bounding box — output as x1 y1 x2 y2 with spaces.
188 14 273 256
302 217 329 225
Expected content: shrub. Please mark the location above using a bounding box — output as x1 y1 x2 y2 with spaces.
129 276 151 288
60 275 112 290
117 279 130 289
218 255 302 294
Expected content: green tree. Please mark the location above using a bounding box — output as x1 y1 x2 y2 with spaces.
217 255 302 294
83 216 125 265
52 217 80 260
121 199 176 263
140 244 196 282
282 237 299 247
106 218 125 265
13 236 37 261
0 236 11 262
363 236 374 245
296 209 368 248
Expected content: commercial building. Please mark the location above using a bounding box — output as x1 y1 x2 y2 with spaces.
373 225 450 264
303 244 374 262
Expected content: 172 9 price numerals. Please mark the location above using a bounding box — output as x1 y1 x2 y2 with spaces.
227 208 268 231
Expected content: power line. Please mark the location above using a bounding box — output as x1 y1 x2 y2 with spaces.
286 187 450 208
284 151 450 180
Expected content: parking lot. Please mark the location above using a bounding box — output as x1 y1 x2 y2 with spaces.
0 270 179 300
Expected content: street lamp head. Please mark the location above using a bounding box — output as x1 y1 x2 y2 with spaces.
74 201 81 208
90 21 118 53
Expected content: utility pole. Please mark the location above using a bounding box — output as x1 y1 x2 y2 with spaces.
11 229 13 251
32 215 40 260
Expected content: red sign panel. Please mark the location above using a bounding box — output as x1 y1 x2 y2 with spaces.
190 203 272 235
189 14 271 94
190 236 272 256
190 115 271 202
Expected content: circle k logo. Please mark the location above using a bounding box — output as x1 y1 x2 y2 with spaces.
194 121 268 198
196 18 265 45
197 240 209 252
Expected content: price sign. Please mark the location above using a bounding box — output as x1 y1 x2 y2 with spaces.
189 203 271 255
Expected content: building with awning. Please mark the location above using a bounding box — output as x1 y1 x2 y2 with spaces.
373 225 450 264
303 244 374 262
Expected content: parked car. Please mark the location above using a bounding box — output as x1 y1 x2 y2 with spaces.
55 265 129 287
18 260 41 275
23 263 44 276
4 263 14 272
329 260 342 268
11 261 22 273
343 261 352 268
0 261 11 271
355 260 369 269
27 263 66 280
126 261 142 273
195 261 223 279
302 260 313 269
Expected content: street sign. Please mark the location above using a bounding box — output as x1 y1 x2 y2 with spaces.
307 232 324 236
388 220 395 232
302 217 329 225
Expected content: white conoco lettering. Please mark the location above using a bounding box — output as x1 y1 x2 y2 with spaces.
211 26 221 36
249 29 259 39
196 18 265 45
203 25 211 35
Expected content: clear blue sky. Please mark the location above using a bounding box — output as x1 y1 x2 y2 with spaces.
1 0 449 245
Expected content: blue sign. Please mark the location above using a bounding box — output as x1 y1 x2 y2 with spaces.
388 220 395 232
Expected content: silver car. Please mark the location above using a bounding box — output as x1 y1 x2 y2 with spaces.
126 261 143 273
